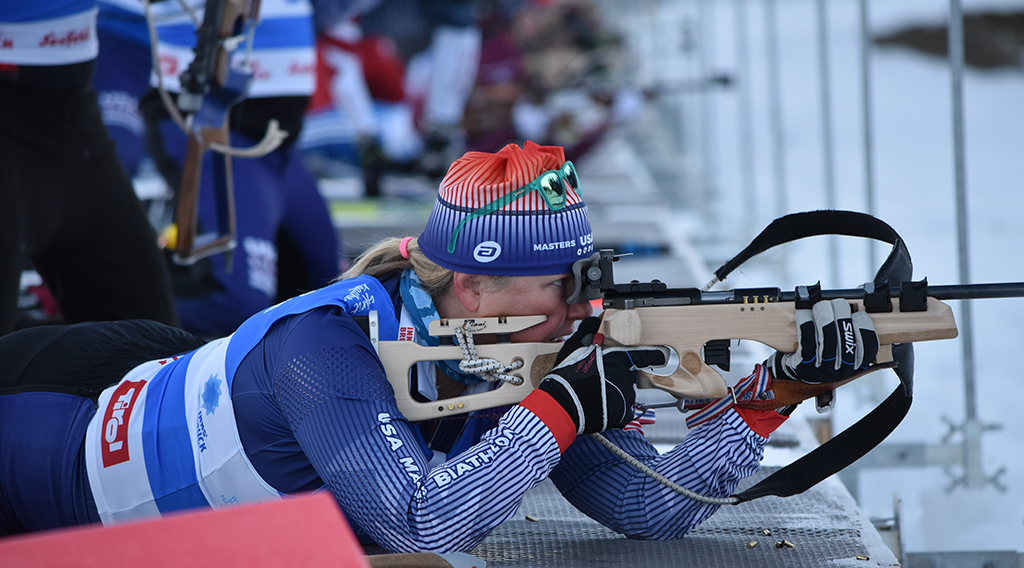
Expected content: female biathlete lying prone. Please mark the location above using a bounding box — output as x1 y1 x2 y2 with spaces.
0 141 877 552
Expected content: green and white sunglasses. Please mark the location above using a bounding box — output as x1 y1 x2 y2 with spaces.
447 161 580 253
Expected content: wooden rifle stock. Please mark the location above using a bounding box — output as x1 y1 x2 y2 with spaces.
379 296 958 422
378 317 559 423
172 0 254 266
596 297 957 406
175 125 237 265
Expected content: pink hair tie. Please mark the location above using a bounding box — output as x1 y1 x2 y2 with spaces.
399 236 414 259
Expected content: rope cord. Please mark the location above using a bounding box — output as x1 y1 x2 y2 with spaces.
209 121 288 157
453 322 525 385
589 432 740 506
143 0 191 136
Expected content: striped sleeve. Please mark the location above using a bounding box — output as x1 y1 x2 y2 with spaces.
295 393 561 553
549 409 765 539
261 306 564 553
404 406 561 551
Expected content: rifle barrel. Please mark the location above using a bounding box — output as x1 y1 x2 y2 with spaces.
918 282 1024 300
597 278 1024 309
789 282 1024 302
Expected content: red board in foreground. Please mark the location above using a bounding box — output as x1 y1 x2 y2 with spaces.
0 492 370 568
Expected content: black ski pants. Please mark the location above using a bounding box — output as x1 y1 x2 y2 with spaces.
0 60 179 335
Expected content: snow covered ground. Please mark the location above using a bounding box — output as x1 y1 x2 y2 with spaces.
603 0 1024 554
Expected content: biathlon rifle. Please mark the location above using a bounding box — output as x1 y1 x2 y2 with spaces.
169 0 283 267
378 210 1024 503
377 211 1024 424
380 250 974 421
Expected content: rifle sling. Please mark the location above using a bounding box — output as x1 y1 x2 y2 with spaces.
713 209 913 284
720 210 915 504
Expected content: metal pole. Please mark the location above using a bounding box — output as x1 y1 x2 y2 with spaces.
816 0 839 287
947 0 982 489
764 0 787 220
734 0 757 230
699 0 717 219
763 0 788 281
859 0 878 271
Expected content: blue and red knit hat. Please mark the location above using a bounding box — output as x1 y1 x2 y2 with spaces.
418 141 593 276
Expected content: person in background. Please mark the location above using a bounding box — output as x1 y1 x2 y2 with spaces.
93 0 153 179
411 0 483 178
305 10 420 197
0 0 179 336
303 0 484 185
121 0 346 339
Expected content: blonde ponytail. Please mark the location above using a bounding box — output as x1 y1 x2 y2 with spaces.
340 237 454 299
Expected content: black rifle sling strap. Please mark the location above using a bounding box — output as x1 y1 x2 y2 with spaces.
714 210 915 503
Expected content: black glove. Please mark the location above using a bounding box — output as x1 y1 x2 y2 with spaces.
767 299 879 384
538 317 667 435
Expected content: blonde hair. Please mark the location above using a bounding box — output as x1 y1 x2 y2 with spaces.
340 236 509 301
340 237 453 299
